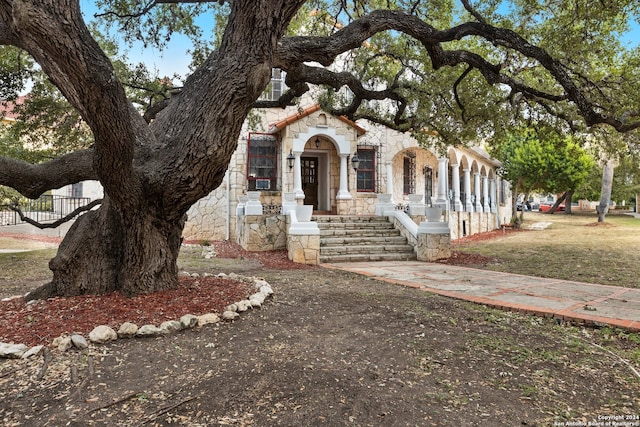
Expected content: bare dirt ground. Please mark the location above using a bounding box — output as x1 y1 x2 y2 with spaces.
1 237 639 426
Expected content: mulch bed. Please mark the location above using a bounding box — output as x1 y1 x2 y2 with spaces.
0 241 312 347
0 276 253 347
436 227 528 267
192 240 315 270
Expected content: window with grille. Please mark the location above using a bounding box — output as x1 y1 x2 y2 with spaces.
247 133 279 191
499 177 507 205
356 148 376 192
403 153 416 194
424 166 433 205
261 68 286 101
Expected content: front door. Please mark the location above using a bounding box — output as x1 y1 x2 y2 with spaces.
302 157 319 209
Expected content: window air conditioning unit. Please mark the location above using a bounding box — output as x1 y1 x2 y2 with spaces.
255 179 271 190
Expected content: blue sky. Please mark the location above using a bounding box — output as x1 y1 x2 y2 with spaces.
80 0 196 79
79 1 639 80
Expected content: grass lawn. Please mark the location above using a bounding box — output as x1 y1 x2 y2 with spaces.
455 211 640 288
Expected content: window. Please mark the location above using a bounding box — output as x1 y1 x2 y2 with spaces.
424 166 433 205
499 177 507 205
356 148 376 192
247 133 279 191
261 68 286 101
71 183 83 198
403 153 416 194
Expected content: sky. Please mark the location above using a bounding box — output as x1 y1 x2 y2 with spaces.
79 0 197 79
79 1 639 81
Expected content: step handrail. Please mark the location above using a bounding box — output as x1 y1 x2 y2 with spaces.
386 210 418 239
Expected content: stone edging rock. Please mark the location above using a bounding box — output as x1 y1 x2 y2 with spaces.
0 272 273 359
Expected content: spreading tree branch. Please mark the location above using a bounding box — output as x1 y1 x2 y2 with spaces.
0 149 97 199
276 9 640 132
8 199 102 229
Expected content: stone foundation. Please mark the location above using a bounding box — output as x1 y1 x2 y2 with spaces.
287 234 320 264
416 232 451 262
236 215 287 251
416 221 451 261
448 211 497 240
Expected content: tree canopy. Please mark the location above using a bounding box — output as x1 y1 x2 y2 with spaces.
491 125 594 218
0 0 639 297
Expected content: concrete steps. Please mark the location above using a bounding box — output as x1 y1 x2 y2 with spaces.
314 215 416 263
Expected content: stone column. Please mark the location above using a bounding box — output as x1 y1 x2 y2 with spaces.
450 163 462 212
337 153 351 200
463 168 473 212
408 194 425 216
435 157 449 209
482 175 490 212
489 179 497 213
473 172 482 212
245 191 263 215
416 221 451 262
293 151 304 201
282 192 297 215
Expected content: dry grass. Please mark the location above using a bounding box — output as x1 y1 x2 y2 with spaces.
455 211 640 288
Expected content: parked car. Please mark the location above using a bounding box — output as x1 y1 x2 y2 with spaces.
538 202 565 212
516 201 532 211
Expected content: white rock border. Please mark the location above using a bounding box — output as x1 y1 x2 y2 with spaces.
0 272 274 359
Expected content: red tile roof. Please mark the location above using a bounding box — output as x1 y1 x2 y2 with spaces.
269 104 366 136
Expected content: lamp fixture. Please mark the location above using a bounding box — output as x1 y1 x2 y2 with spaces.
314 137 321 149
351 152 360 171
287 149 295 170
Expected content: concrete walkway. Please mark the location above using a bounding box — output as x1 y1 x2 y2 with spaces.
323 261 640 332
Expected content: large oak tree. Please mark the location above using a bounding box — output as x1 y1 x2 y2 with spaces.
0 0 639 299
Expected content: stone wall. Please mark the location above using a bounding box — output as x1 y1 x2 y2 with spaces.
448 211 498 240
287 234 320 264
236 215 287 252
183 186 229 242
354 193 378 215
416 232 451 261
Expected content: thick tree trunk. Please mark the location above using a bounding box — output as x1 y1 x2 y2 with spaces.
26 197 185 300
549 192 566 214
9 1 305 300
597 159 616 222
564 190 574 214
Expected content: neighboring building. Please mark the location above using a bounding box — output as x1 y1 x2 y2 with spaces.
0 96 103 221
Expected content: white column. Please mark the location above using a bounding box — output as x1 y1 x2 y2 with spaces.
482 175 490 212
435 157 448 209
386 161 393 198
451 163 462 212
337 153 351 200
463 168 473 212
473 172 482 212
293 151 304 201
489 179 497 213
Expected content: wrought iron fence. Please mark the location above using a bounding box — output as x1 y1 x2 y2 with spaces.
0 194 92 226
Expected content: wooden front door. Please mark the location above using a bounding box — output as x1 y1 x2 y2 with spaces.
302 157 319 209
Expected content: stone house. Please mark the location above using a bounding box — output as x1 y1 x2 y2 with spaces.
183 98 512 264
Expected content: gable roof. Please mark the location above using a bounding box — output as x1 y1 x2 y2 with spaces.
268 104 366 136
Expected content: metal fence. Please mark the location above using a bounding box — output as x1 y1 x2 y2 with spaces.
1 194 91 226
